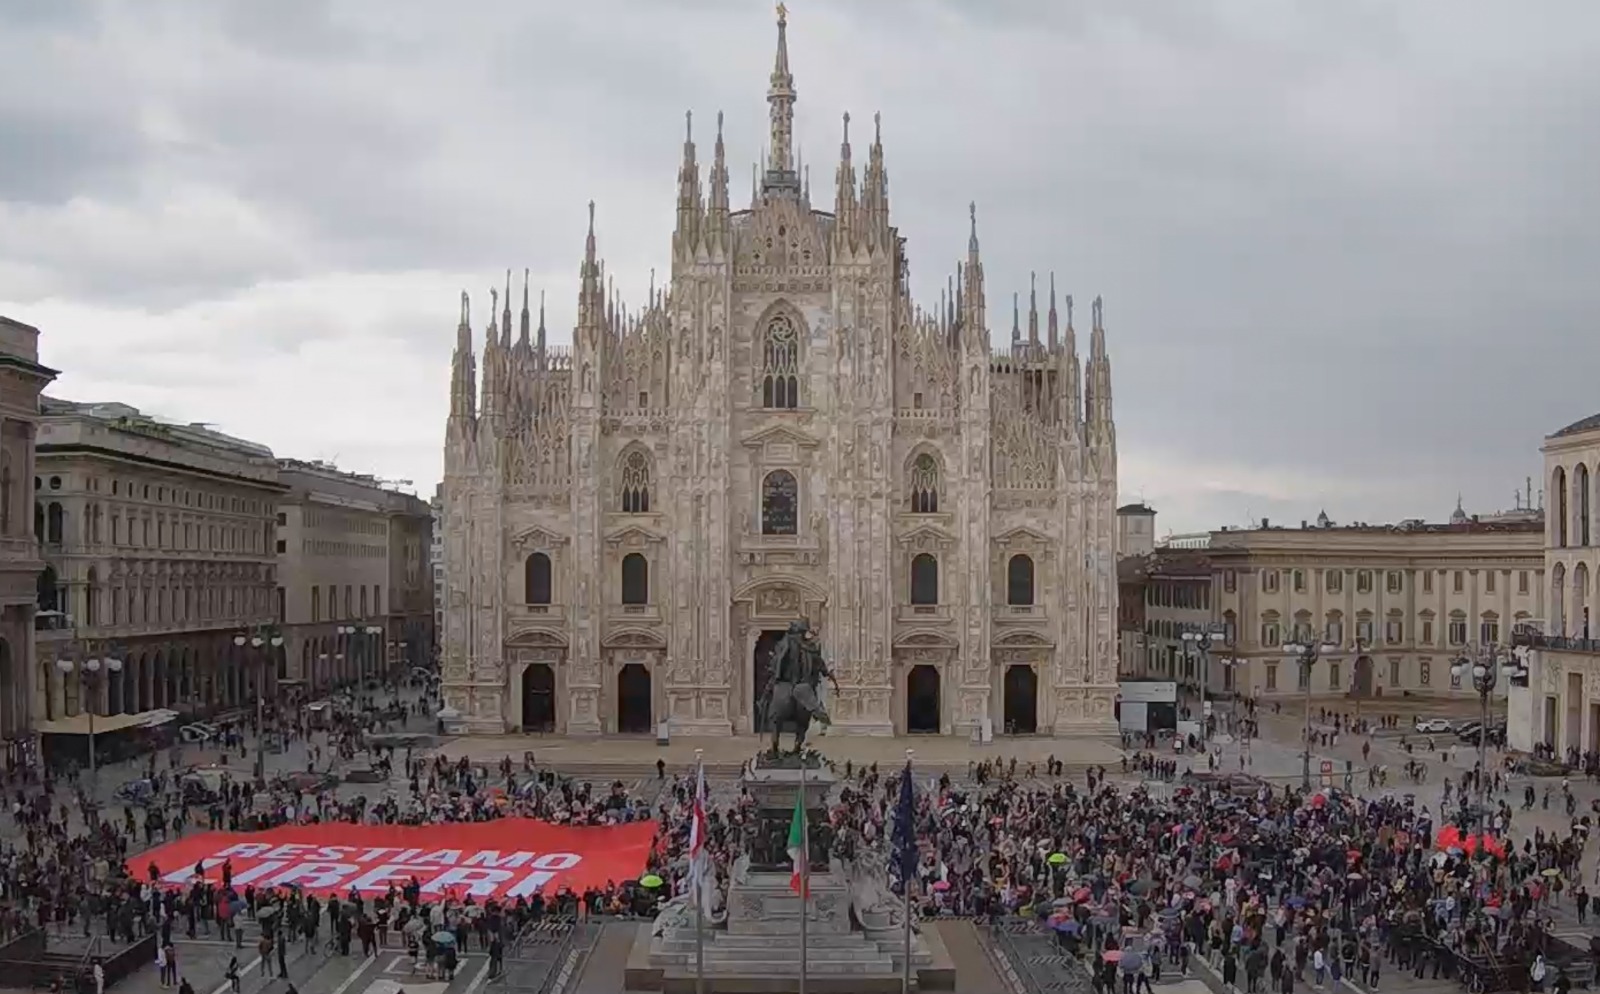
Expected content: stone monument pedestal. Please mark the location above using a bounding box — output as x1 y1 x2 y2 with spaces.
626 762 954 993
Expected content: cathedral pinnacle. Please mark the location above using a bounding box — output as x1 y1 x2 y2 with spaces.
762 0 799 192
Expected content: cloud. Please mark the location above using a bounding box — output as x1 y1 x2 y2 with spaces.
1 0 1596 532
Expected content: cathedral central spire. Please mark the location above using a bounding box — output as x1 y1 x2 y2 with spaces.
763 2 799 193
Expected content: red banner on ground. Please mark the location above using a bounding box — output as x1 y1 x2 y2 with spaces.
132 818 658 900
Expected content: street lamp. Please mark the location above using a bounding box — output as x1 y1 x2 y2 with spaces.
1283 637 1337 792
234 625 284 783
56 652 123 778
1450 646 1500 837
337 623 385 686
1182 630 1222 744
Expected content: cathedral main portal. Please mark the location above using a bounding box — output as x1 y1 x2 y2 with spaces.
751 629 787 732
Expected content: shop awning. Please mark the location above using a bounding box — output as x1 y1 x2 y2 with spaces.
36 710 169 736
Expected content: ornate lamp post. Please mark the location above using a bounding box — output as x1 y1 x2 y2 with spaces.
56 650 123 778
1282 636 1334 792
234 624 284 783
1182 626 1229 744
1450 645 1499 836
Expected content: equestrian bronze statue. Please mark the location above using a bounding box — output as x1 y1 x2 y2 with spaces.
757 620 839 754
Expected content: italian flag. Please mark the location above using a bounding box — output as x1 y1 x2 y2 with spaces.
787 789 809 897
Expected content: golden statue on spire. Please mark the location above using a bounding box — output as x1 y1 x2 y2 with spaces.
776 2 787 24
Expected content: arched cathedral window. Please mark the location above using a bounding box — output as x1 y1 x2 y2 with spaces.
909 454 939 513
761 470 798 536
760 314 800 409
910 554 939 606
620 450 651 513
1007 554 1034 606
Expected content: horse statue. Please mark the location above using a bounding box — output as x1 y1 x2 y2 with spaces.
756 620 839 754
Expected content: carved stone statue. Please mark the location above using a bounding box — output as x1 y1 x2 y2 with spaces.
841 842 912 933
756 619 839 754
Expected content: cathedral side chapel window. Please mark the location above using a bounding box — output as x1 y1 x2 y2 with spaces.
910 553 939 606
761 470 798 536
909 454 939 514
620 450 651 513
760 314 801 409
621 552 649 606
525 552 552 606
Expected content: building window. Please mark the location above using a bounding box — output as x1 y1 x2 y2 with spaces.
760 470 799 535
1389 658 1401 685
1485 571 1496 594
1386 571 1403 593
1223 571 1236 593
1265 664 1278 692
1519 570 1530 594
1260 618 1281 648
1420 659 1431 686
45 502 63 544
1297 662 1309 691
1006 554 1035 606
1423 571 1433 594
1329 664 1340 690
1481 619 1500 644
1385 619 1404 644
1452 570 1464 593
908 454 939 513
1262 570 1279 593
525 553 552 605
910 554 938 606
1325 570 1342 594
619 450 651 513
1356 571 1372 594
1325 616 1343 645
1421 619 1434 644
621 553 649 605
311 585 320 623
1292 570 1305 593
1448 617 1467 645
275 539 286 553
1356 617 1374 644
760 313 801 409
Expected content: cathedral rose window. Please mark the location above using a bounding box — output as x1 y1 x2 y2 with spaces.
761 470 798 535
909 453 939 513
760 314 800 409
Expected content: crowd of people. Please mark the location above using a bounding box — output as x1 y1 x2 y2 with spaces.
2 680 1599 994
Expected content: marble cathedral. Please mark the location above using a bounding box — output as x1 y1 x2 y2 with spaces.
439 9 1121 738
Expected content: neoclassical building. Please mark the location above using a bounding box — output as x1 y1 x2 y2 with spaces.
33 399 284 720
1208 508 1545 700
438 10 1121 738
1510 413 1600 754
0 317 56 758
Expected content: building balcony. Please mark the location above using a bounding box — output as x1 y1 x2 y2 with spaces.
610 603 661 624
897 604 952 624
993 604 1048 623
508 602 564 621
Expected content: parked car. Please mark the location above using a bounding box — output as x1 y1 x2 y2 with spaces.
1460 722 1506 746
1414 717 1455 733
1454 720 1483 741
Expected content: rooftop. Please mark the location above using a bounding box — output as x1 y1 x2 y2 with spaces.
40 396 274 459
1550 412 1600 439
1117 502 1156 516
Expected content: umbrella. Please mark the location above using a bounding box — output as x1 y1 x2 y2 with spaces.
1051 919 1081 934
432 931 457 946
1048 853 1068 865
640 874 664 888
1542 868 1561 878
257 906 279 920
1103 950 1123 963
1182 875 1202 890
932 880 951 892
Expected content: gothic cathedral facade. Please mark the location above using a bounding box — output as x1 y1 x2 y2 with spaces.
439 11 1121 739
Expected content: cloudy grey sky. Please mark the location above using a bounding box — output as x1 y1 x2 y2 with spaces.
2 0 1595 533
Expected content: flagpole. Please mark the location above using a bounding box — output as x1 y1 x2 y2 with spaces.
902 748 914 994
799 759 808 994
694 748 706 994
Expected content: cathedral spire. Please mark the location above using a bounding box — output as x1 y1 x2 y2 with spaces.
578 201 604 334
860 112 889 246
833 112 857 246
674 110 702 253
537 289 547 358
1011 292 1021 344
1087 296 1113 432
762 3 799 192
1028 271 1040 347
960 203 985 351
449 290 478 423
518 268 531 348
501 269 513 349
707 111 730 229
1047 272 1059 351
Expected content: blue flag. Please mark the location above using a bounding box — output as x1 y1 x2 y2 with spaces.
892 760 916 890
